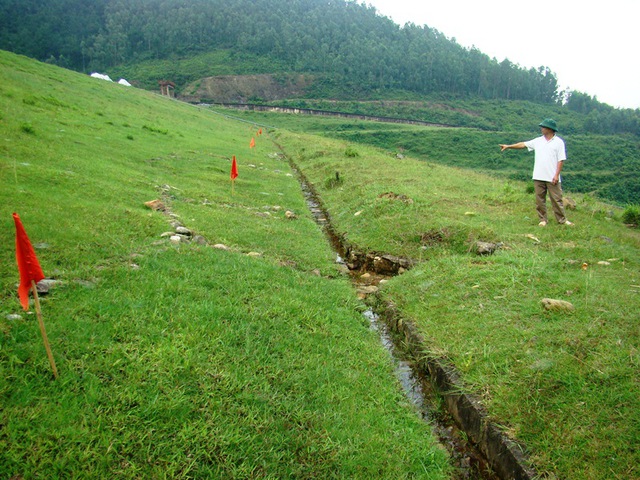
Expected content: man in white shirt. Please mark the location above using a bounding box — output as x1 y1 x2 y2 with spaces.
500 118 573 226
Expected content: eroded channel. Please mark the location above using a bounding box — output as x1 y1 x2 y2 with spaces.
292 165 502 480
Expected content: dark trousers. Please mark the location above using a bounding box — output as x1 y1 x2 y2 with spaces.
534 180 567 224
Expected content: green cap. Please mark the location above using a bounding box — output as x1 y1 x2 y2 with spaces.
539 118 558 132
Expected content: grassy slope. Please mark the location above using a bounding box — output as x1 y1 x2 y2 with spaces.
221 107 640 206
3 50 640 479
262 119 639 479
0 51 450 478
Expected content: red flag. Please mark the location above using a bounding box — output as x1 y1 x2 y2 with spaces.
13 213 45 310
230 155 238 180
249 137 255 149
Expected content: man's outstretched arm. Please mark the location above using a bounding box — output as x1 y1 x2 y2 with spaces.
499 142 526 151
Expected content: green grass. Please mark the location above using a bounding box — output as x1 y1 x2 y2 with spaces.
269 127 640 479
3 49 640 479
0 50 450 479
214 107 640 206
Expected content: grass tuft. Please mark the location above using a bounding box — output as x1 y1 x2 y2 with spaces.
19 122 35 134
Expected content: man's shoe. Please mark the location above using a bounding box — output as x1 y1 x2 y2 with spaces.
538 221 547 227
563 221 574 226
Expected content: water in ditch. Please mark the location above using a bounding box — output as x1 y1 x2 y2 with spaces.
297 169 499 480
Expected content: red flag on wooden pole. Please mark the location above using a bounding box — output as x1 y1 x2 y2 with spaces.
249 137 255 149
230 155 238 195
13 213 44 310
231 155 238 180
13 213 58 378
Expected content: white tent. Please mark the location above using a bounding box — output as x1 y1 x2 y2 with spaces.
90 72 113 82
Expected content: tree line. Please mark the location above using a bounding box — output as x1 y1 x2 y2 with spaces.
564 91 640 136
1 0 557 101
1 0 638 136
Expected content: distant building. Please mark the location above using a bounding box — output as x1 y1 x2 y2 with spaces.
158 80 175 97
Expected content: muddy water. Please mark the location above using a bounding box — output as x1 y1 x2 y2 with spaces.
363 309 428 410
366 309 499 479
293 167 499 480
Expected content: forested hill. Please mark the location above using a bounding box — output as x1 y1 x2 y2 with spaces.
1 0 559 102
2 0 639 136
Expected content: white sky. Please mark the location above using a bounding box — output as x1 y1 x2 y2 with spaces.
364 0 640 109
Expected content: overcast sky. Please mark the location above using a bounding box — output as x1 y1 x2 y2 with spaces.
364 0 640 109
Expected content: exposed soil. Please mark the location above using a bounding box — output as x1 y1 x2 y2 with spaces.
179 73 314 103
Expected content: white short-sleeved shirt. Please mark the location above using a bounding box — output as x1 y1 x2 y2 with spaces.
524 135 567 182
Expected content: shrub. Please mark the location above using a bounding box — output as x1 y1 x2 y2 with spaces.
345 146 359 157
621 205 640 227
324 171 344 189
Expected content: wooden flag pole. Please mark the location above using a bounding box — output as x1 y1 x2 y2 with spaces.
31 280 58 379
